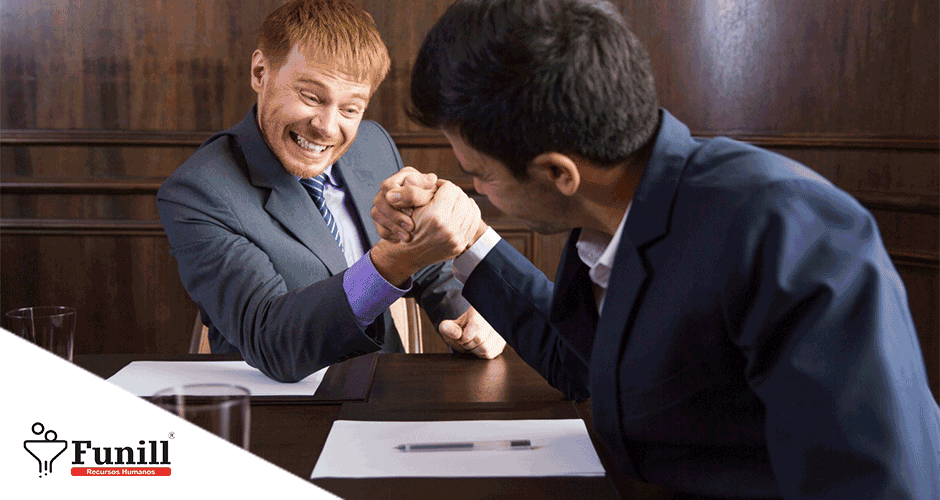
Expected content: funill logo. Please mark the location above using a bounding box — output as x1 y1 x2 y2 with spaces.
23 422 172 478
24 422 68 478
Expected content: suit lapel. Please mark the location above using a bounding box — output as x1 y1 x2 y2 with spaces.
591 110 700 356
586 110 702 478
589 237 647 478
335 154 382 246
232 107 347 275
264 183 348 274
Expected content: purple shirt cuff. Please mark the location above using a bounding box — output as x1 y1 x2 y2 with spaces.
343 250 411 330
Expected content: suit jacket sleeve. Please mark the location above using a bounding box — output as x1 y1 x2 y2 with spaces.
463 240 591 400
409 259 469 327
723 179 940 499
157 158 384 383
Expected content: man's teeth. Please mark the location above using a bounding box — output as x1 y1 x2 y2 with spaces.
294 134 328 153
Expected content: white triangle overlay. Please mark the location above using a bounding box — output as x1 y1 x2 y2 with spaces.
0 329 338 499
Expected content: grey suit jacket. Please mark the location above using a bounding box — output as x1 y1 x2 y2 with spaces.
157 107 467 382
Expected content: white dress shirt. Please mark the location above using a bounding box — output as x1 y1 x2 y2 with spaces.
574 205 630 313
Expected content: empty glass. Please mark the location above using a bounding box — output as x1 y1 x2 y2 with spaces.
150 384 251 449
6 306 76 362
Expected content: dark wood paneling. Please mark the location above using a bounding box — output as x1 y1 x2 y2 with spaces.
1 193 163 221
623 0 939 135
0 232 194 355
893 259 940 393
359 0 452 132
0 144 198 183
0 0 282 130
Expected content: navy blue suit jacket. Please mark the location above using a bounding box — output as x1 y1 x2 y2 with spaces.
462 110 940 499
157 107 467 382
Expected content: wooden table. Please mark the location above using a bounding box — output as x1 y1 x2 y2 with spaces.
75 348 689 499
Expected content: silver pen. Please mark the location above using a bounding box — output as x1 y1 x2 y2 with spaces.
395 439 533 452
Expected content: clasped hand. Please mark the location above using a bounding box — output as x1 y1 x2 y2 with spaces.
370 167 486 283
370 167 505 359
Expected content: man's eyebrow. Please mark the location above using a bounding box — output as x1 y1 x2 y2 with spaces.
296 77 369 101
296 77 326 89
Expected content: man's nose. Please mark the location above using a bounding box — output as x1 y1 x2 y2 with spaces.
310 107 340 137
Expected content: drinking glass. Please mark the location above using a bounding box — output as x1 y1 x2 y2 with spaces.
150 384 251 449
6 306 76 362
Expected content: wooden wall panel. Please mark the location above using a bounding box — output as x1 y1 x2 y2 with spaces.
0 0 279 130
1 232 194 355
1 0 937 399
1 145 198 181
893 260 940 390
622 0 938 135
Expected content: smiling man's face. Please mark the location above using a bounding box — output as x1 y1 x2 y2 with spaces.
251 43 372 179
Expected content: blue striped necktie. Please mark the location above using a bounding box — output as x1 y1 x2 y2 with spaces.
300 174 344 253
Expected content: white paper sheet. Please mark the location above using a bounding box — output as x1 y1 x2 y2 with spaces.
106 361 328 396
310 419 606 478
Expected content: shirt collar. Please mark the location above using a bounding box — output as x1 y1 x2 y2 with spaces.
575 203 631 290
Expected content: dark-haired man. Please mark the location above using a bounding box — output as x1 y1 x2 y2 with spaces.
374 0 940 498
157 0 504 383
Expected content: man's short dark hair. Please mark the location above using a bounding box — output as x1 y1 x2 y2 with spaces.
409 0 659 179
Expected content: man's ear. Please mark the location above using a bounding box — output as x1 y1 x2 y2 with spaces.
528 152 580 196
250 50 267 93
